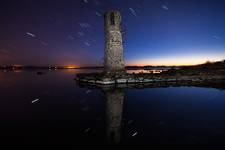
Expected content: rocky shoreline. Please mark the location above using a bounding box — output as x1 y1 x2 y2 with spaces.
76 72 225 89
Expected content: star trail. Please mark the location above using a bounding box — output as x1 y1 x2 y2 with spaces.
0 0 225 66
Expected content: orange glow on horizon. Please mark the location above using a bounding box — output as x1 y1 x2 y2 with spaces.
127 56 225 66
126 49 225 66
66 65 79 69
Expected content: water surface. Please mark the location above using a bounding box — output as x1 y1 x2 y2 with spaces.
1 69 225 146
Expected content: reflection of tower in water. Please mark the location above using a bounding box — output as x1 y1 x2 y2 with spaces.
104 88 124 144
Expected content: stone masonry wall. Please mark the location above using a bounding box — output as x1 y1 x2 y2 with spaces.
104 10 125 76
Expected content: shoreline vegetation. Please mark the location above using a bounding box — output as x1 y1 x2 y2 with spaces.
76 60 225 89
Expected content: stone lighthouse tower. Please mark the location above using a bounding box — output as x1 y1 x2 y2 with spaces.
104 10 125 76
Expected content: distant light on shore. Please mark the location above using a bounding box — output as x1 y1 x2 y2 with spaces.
66 66 78 69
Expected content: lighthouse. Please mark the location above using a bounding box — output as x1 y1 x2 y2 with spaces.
104 10 125 76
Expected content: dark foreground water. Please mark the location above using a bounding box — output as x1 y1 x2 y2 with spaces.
1 69 225 147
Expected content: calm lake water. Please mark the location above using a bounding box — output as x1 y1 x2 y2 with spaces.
1 69 225 146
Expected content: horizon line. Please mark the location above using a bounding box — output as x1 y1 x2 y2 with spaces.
1 58 225 68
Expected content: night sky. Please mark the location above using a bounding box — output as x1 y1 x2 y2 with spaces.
1 0 225 66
